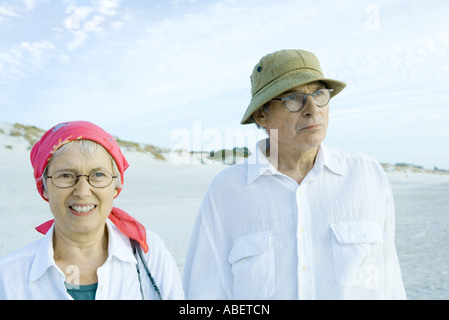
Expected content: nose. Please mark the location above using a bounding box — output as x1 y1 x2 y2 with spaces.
72 175 92 198
301 95 320 117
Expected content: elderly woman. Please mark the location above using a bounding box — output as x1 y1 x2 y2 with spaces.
0 121 184 300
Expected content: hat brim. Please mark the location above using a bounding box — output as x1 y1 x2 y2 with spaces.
241 71 346 125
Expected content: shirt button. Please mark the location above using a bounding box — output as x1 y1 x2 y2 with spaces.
300 227 305 233
302 265 307 271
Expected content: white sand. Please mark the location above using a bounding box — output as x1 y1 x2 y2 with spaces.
388 170 449 300
1 124 448 299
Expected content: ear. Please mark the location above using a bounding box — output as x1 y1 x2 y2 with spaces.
113 188 119 198
43 190 49 200
253 107 268 128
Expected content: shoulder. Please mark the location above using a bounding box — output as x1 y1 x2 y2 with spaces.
326 145 379 163
0 238 42 293
206 163 247 194
325 146 385 173
143 231 182 281
211 163 247 184
143 230 184 299
0 238 40 267
144 231 177 265
146 231 167 252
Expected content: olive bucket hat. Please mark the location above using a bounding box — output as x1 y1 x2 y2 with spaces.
241 49 347 124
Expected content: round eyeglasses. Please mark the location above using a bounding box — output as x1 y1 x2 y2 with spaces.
272 88 333 112
46 170 117 188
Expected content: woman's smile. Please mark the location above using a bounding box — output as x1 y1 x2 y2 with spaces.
68 204 97 216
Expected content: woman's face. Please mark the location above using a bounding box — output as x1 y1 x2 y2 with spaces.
44 142 118 237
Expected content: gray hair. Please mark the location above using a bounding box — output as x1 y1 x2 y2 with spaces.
42 140 123 192
254 103 270 130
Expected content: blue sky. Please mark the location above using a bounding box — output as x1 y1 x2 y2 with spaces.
1 0 449 169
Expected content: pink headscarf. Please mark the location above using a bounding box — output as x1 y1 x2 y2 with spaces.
30 121 148 252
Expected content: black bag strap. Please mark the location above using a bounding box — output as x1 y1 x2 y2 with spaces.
131 239 162 300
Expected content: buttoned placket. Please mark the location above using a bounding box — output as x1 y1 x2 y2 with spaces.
94 256 111 300
296 185 308 299
295 167 322 299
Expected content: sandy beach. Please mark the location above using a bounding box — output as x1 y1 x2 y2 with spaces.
1 123 448 300
388 171 449 299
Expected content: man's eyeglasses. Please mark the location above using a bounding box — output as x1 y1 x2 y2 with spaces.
272 88 333 112
46 170 117 188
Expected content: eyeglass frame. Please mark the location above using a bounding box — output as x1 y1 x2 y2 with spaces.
46 170 118 189
271 88 334 112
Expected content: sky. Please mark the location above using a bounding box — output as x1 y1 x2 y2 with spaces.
1 0 449 169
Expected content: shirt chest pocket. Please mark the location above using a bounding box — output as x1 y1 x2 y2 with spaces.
228 231 275 299
330 222 385 289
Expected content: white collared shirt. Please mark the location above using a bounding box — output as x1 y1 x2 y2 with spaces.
183 141 406 299
0 220 184 300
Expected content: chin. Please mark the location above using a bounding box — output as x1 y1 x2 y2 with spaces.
296 132 326 147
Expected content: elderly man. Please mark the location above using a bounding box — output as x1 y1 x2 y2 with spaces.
183 49 406 299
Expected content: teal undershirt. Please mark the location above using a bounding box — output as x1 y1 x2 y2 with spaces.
65 283 98 300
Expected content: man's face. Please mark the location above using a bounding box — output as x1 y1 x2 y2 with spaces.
254 81 329 153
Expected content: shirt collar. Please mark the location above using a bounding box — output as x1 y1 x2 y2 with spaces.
29 223 58 283
246 140 343 185
29 220 137 283
315 144 344 177
246 139 280 184
105 219 138 264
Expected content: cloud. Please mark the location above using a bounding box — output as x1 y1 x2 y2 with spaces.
63 5 93 30
62 0 128 51
0 41 56 83
94 0 122 17
22 0 38 11
0 0 131 84
0 2 23 22
2 0 449 168
0 5 20 18
30 0 449 124
0 0 46 22
21 40 55 57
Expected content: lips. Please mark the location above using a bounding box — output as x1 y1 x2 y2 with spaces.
69 204 97 216
301 124 323 131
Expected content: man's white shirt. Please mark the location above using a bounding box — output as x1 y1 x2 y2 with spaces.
183 141 406 299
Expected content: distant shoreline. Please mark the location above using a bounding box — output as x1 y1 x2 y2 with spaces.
1 122 448 174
